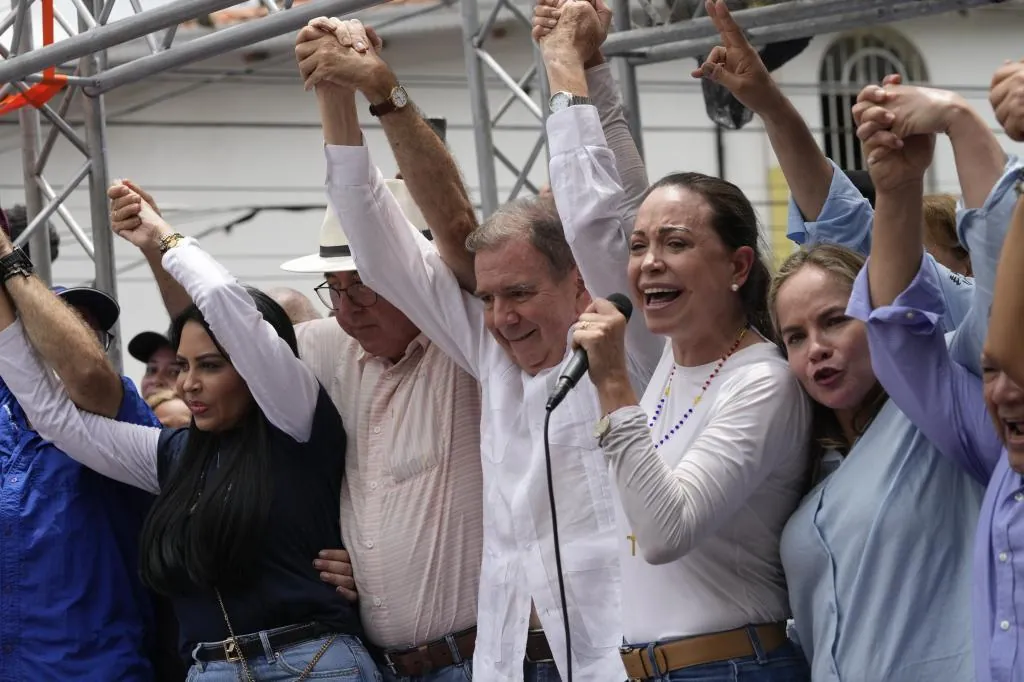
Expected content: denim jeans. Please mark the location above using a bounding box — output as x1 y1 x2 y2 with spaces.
626 640 809 682
524 660 560 682
186 632 381 681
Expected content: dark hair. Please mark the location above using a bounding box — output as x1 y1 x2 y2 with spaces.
645 173 776 343
139 286 298 596
5 205 60 262
465 194 577 280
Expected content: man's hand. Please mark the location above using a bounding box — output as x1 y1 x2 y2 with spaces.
854 86 934 194
538 0 602 65
533 0 610 64
296 18 391 98
118 179 161 217
690 0 783 115
313 549 358 602
991 58 1024 141
108 182 175 252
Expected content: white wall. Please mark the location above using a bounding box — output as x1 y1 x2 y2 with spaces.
0 7 1020 382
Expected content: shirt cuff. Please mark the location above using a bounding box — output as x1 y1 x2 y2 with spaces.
546 105 605 157
324 144 371 187
785 158 853 244
956 154 1024 246
846 253 944 332
584 62 615 103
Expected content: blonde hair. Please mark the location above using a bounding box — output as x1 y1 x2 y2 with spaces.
922 193 971 275
768 244 886 458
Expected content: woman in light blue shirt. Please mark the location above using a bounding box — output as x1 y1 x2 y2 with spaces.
769 242 982 682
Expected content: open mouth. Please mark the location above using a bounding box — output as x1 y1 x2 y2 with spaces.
813 367 842 386
1006 420 1024 438
643 287 681 309
505 330 536 343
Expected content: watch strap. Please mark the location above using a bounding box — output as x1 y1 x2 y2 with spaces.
368 86 407 118
0 247 34 282
158 232 185 254
568 95 592 107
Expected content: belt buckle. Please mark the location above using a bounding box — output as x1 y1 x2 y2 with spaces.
223 640 241 663
383 652 399 676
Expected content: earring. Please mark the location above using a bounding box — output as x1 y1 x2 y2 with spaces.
730 283 739 292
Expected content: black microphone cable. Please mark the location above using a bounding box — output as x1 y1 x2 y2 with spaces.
542 406 573 682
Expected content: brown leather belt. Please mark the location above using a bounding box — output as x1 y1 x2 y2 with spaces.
525 629 554 663
380 627 476 677
620 623 788 680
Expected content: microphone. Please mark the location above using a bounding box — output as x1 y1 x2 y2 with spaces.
546 293 633 411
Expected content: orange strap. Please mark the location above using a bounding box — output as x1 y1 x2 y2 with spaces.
0 0 68 115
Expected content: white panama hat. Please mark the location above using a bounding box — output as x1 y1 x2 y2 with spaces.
280 179 431 274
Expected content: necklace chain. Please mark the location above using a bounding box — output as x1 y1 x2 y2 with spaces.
647 327 748 450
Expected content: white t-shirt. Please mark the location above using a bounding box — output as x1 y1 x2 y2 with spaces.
602 340 812 643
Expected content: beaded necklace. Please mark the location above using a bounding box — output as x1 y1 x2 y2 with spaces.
647 327 748 450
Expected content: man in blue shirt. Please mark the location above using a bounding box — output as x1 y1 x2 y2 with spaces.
0 209 161 681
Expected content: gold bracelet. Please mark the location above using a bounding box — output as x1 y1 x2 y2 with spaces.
158 232 185 254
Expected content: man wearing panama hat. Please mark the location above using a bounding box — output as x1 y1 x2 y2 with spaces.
281 179 486 681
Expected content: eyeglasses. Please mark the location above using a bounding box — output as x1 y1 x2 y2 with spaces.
95 329 115 352
314 281 378 310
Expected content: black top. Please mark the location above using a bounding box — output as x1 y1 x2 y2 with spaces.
156 387 361 650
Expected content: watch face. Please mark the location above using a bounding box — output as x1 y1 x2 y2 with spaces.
392 86 409 108
549 92 571 113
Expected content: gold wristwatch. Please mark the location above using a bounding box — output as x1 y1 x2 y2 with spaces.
158 232 185 254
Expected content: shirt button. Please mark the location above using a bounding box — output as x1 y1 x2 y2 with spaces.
1001 620 1011 631
525 543 533 551
1016 493 1024 503
904 312 914 320
365 540 374 549
373 426 381 434
373 597 383 607
9 477 15 484
385 372 392 379
1000 552 1009 562
369 482 378 490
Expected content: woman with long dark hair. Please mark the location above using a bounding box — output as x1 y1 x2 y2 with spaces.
0 186 374 681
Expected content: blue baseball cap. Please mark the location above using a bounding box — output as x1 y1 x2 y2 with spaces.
52 286 120 332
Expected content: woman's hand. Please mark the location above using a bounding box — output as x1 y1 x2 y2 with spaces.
108 181 175 252
572 298 636 413
991 58 1024 141
313 548 358 602
853 84 935 194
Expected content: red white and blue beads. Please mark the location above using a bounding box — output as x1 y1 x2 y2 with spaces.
648 327 748 450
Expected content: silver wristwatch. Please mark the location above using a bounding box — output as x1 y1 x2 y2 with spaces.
549 91 592 113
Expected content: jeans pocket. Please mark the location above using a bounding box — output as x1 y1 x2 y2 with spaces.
275 634 379 680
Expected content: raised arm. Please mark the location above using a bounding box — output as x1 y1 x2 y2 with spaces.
109 189 320 442
110 181 192 319
297 20 477 291
539 0 663 391
0 287 160 491
695 0 834 223
848 254 1002 484
533 0 649 228
0 232 123 417
297 22 487 376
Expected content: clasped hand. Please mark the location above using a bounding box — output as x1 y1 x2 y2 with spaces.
107 180 173 251
295 16 385 92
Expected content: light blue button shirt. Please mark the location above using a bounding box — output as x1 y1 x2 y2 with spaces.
781 395 983 682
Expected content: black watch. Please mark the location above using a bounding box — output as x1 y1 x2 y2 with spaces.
0 247 33 283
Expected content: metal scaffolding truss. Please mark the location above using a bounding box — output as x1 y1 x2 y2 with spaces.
0 0 1011 369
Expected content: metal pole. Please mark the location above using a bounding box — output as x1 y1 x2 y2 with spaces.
15 2 53 284
610 0 643 158
80 0 121 371
632 0 998 64
461 0 499 217
603 0 897 55
0 0 242 84
86 0 391 95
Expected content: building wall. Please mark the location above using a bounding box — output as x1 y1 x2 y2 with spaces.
0 7 1019 382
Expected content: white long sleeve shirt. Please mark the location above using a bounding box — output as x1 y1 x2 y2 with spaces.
324 110 662 682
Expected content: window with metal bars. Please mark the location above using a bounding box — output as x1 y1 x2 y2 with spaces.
819 29 929 172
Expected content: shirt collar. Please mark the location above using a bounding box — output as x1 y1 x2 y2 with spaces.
358 332 431 367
